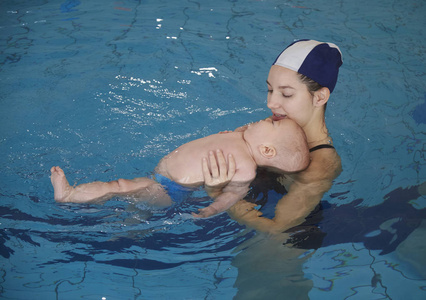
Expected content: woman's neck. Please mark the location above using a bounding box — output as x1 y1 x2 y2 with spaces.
304 118 331 146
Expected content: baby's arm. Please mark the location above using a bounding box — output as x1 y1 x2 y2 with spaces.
192 182 250 218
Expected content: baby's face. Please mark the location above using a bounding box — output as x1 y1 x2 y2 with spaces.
244 118 284 145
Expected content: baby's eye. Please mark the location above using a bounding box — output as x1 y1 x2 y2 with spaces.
267 89 273 93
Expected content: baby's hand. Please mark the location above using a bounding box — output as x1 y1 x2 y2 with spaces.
192 206 219 218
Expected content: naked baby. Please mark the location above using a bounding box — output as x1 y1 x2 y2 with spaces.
51 118 310 218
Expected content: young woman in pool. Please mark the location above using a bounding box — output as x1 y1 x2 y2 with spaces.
204 39 343 234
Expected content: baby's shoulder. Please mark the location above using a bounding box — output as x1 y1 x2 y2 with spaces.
233 156 257 182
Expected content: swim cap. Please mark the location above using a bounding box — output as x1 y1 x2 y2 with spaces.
273 39 343 93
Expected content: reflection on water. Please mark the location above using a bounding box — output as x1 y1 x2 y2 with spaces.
234 172 426 298
232 233 313 300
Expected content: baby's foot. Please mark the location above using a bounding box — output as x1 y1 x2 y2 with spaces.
50 166 72 202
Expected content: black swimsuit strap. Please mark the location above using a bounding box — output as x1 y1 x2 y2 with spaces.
309 144 335 152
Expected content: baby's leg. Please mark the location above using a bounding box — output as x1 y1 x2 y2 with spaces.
50 166 171 205
51 166 130 203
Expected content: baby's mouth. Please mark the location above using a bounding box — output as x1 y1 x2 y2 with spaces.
272 113 287 121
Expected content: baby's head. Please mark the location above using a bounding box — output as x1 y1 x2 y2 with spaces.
243 118 310 172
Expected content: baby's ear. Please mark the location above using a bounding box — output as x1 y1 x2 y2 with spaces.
259 145 277 159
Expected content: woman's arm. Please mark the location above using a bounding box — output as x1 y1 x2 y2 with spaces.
227 180 329 234
207 149 342 235
231 150 342 234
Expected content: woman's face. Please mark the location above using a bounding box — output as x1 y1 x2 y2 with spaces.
266 65 314 129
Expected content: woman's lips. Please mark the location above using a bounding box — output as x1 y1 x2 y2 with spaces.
271 114 287 121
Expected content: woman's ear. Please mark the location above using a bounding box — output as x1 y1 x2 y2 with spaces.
259 145 277 159
313 87 330 107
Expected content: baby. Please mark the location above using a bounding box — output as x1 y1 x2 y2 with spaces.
51 118 310 218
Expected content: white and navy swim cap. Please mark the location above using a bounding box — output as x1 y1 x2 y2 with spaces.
273 39 343 93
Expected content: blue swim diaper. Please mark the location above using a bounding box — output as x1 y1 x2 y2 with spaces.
152 173 195 206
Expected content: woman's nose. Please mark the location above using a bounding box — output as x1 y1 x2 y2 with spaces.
267 94 280 109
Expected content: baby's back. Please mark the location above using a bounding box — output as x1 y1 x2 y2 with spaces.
155 132 256 186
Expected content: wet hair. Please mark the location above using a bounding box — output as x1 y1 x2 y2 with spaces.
298 73 328 112
298 74 323 93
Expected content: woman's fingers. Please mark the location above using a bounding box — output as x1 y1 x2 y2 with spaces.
215 149 228 180
228 200 261 218
209 151 219 178
215 150 236 180
202 157 212 182
227 153 236 180
202 150 236 187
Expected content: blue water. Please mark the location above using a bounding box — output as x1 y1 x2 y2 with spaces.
1 0 425 299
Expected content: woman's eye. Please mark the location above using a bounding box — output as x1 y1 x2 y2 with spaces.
267 89 272 93
282 93 293 98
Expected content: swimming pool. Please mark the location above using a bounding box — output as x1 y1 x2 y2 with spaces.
1 0 425 299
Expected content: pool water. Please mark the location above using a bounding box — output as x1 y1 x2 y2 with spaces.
1 0 425 299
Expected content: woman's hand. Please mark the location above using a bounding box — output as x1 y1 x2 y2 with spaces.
218 123 249 134
202 149 236 197
234 124 250 132
218 130 234 134
227 200 263 221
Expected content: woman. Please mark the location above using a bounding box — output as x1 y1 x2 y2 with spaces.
204 39 343 235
